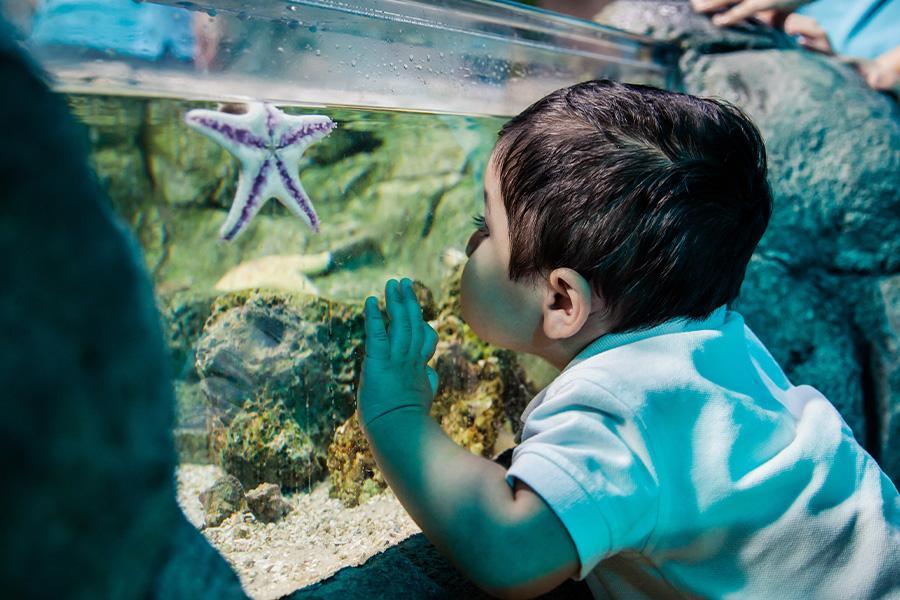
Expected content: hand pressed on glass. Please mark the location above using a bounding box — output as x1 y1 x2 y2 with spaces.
358 277 440 429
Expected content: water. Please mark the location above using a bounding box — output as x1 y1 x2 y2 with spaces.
66 93 553 598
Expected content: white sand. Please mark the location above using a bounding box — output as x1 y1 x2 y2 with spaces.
176 463 422 600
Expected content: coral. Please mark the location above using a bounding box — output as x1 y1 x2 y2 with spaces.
219 398 325 492
326 412 388 507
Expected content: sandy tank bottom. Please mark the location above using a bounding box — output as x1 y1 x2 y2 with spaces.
177 464 422 599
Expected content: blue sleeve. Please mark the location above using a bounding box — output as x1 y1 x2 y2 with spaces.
505 380 661 580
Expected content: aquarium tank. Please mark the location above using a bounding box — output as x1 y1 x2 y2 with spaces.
18 0 676 597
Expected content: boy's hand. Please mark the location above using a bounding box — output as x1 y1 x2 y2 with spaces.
690 0 810 27
358 278 440 430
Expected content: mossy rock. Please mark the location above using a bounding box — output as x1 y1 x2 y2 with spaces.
219 398 325 492
196 290 364 443
326 412 388 507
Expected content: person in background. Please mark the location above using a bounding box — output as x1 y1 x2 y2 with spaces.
26 0 224 71
691 0 900 93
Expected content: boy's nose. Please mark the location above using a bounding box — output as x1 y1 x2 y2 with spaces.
465 230 487 257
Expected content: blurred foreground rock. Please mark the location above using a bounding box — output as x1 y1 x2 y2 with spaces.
290 532 593 600
0 23 243 597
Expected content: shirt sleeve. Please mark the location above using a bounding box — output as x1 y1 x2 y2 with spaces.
505 379 660 580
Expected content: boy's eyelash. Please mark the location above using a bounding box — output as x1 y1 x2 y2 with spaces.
472 213 488 233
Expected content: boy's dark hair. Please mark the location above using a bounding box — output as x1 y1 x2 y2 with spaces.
493 79 772 333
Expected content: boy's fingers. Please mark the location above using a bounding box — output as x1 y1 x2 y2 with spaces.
385 279 411 359
363 296 390 359
420 323 439 362
426 365 439 398
401 278 424 360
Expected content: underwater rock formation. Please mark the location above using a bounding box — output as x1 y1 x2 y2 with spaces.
326 412 388 507
200 475 248 528
0 21 243 597
246 482 293 523
196 290 363 438
193 281 442 499
218 398 324 492
598 0 900 483
327 265 534 507
195 290 363 490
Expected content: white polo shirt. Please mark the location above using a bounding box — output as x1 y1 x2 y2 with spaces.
505 305 900 599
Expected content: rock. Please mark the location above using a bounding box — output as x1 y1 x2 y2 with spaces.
195 290 363 444
219 399 325 492
0 24 242 596
851 274 900 483
326 412 389 507
151 513 247 598
680 49 900 275
289 532 593 599
246 483 292 523
430 343 523 458
329 235 384 273
200 475 248 528
214 254 328 295
595 0 794 52
734 256 866 443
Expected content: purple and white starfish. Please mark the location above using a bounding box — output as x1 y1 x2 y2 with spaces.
184 102 336 241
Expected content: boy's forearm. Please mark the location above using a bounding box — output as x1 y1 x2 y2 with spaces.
362 405 517 590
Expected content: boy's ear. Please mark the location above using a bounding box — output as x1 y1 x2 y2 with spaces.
541 268 598 340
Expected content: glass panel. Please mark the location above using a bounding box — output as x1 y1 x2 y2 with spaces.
25 0 676 116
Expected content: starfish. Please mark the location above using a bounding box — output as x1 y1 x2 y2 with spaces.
184 102 336 241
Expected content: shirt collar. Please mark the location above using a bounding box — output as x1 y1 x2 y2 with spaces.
562 304 730 373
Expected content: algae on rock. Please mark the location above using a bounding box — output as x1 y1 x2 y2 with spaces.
219 398 324 492
195 290 365 490
196 290 364 437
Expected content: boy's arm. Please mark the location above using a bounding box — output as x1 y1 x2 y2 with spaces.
358 278 579 598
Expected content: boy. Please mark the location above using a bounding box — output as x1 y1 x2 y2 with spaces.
356 80 900 599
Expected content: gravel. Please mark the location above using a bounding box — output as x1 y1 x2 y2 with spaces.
176 463 422 600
